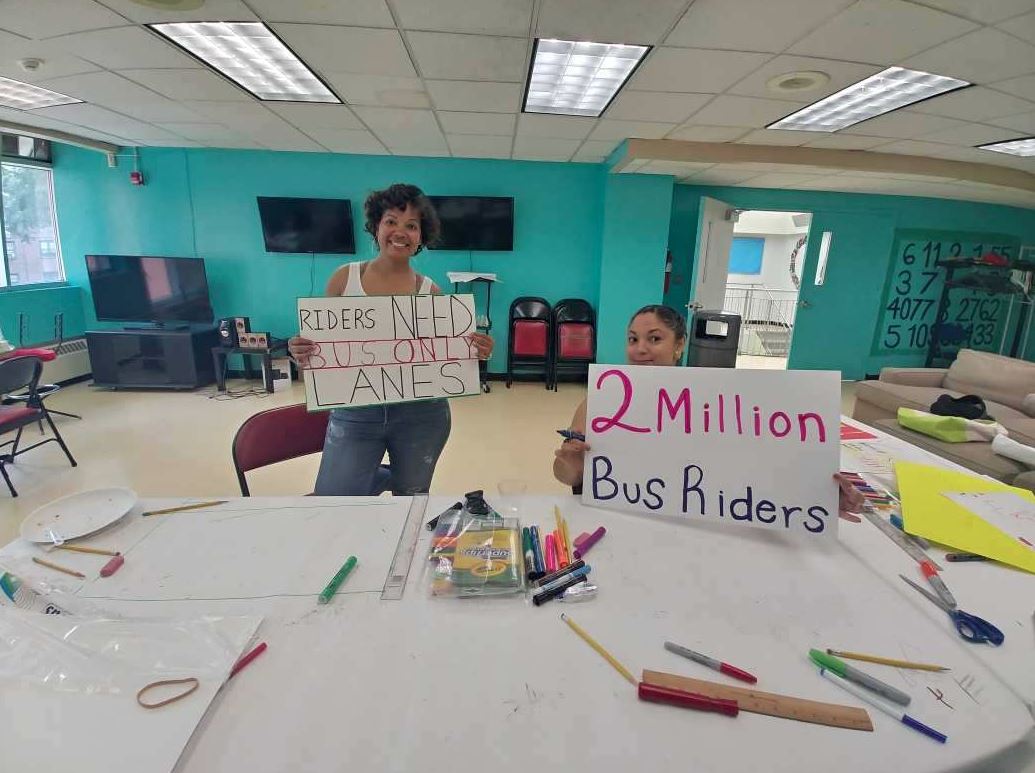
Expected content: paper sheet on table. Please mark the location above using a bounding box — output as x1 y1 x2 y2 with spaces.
896 461 1035 574
943 491 1035 549
0 612 260 773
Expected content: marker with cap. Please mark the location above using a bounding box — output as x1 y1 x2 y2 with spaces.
664 641 757 684
920 561 956 609
809 649 910 706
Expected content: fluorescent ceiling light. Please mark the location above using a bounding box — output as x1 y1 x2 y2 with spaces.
523 38 649 118
149 21 339 103
0 76 80 110
768 67 969 132
977 137 1035 157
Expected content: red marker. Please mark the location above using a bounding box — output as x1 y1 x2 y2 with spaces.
638 682 739 717
229 642 267 680
664 641 757 684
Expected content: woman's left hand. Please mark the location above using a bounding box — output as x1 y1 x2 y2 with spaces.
470 333 494 360
834 472 865 523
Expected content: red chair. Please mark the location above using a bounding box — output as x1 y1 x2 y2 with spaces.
232 403 331 496
1 346 81 426
0 355 77 497
506 297 552 388
550 299 595 390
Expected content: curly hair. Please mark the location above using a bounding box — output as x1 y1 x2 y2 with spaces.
629 304 687 341
363 183 440 254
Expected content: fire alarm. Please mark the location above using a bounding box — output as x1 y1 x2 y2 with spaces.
130 171 144 185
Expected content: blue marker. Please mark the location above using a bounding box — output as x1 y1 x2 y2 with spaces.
557 429 586 442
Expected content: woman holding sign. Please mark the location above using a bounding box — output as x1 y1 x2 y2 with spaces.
553 304 864 519
289 184 493 496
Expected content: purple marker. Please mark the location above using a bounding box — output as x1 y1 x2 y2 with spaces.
573 526 606 559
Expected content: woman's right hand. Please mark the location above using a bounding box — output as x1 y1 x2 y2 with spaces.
288 336 317 368
554 438 590 486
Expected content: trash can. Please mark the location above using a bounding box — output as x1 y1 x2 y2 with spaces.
687 310 741 368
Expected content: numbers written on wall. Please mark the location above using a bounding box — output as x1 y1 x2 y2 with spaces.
871 232 1018 358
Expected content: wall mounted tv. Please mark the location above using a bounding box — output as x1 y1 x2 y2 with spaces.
428 196 514 251
86 255 214 324
257 196 356 254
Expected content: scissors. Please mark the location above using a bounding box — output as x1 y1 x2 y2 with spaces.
899 575 1005 646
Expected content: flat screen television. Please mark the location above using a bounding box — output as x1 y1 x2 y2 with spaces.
428 196 514 251
86 255 214 324
257 196 355 254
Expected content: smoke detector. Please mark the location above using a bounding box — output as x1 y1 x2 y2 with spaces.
766 71 830 94
18 58 43 72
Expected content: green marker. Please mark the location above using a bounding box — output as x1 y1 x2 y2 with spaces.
809 648 911 706
318 555 358 605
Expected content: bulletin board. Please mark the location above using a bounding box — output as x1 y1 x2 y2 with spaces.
870 229 1020 358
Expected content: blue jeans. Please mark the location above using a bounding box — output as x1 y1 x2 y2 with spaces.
314 399 451 496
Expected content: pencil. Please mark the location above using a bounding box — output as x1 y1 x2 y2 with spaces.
826 649 949 673
32 556 86 579
55 544 119 557
142 500 228 517
561 613 637 686
554 506 569 562
560 515 573 564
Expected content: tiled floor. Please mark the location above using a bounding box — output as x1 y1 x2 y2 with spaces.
0 373 858 544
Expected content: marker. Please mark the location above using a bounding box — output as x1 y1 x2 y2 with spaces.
556 429 586 442
638 682 739 717
535 564 590 594
544 533 558 573
809 649 911 706
317 555 358 605
532 559 587 589
664 641 757 684
522 528 543 581
100 554 125 577
819 668 946 743
920 561 957 609
529 525 546 577
945 552 988 563
573 526 606 559
532 569 591 606
229 642 267 680
891 513 930 549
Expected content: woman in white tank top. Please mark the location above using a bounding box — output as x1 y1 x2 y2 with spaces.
289 184 493 496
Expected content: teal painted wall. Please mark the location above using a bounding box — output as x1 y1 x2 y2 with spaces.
669 185 1035 378
597 174 674 364
0 285 85 346
663 184 699 314
50 144 607 373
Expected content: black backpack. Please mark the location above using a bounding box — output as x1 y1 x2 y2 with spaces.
930 394 988 420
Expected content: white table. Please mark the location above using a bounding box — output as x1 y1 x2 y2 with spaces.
2 484 1034 772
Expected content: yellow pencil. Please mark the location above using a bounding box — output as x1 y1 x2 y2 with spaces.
560 515 573 564
561 613 637 686
32 556 86 579
55 544 119 557
142 500 228 517
554 506 569 562
826 649 949 672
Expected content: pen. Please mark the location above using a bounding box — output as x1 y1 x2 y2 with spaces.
819 669 945 743
920 561 957 609
317 555 358 605
809 649 911 706
557 429 586 442
664 641 757 684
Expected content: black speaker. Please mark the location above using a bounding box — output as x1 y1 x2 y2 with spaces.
218 318 238 348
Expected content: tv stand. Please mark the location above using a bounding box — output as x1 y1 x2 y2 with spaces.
87 327 219 390
123 322 191 332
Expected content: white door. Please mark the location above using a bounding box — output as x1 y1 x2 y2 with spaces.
688 196 735 313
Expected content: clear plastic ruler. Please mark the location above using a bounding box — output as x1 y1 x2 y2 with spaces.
381 494 428 600
862 506 941 571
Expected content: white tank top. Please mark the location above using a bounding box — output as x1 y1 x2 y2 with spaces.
342 261 433 296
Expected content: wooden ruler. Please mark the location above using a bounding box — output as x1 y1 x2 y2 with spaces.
642 670 873 731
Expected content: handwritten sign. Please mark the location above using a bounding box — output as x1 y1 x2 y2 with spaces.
297 293 480 409
582 365 840 540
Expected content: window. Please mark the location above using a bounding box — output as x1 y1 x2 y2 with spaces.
0 160 64 287
728 237 764 275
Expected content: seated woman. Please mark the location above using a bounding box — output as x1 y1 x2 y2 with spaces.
553 304 864 519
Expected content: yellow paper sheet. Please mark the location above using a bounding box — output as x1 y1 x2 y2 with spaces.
896 461 1035 574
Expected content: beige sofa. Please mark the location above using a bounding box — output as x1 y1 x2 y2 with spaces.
853 349 1035 491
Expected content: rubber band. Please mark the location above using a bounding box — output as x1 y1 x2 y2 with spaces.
136 678 200 709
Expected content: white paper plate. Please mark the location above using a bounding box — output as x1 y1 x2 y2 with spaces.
20 488 138 543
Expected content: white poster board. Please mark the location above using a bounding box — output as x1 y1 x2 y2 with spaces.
583 365 841 540
298 294 480 409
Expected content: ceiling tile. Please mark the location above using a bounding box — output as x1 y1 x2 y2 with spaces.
248 0 393 26
0 0 126 39
920 122 1024 145
802 134 891 149
203 138 265 150
574 138 620 157
988 110 1035 133
666 124 750 142
97 0 257 23
143 138 202 147
631 48 771 93
517 113 596 139
117 69 251 102
605 91 710 123
32 103 158 141
425 81 521 112
904 28 1035 83
917 0 1035 24
736 129 814 146
727 55 881 102
665 0 853 53
179 101 285 127
843 111 965 138
909 86 1035 121
163 122 247 141
247 126 326 152
588 119 675 140
686 95 806 128
406 32 527 81
393 0 533 36
437 111 516 135
571 155 606 163
294 127 387 154
990 74 1035 102
535 0 689 44
788 0 978 65
512 136 580 161
0 31 101 82
385 137 450 156
447 134 513 158
267 103 364 129
38 71 204 122
1000 10 1035 45
324 74 429 108
50 26 201 70
352 106 439 132
274 25 415 77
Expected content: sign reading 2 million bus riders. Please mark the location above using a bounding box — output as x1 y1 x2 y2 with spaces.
871 229 1020 358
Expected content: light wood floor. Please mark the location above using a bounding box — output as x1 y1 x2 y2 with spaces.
0 375 858 543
